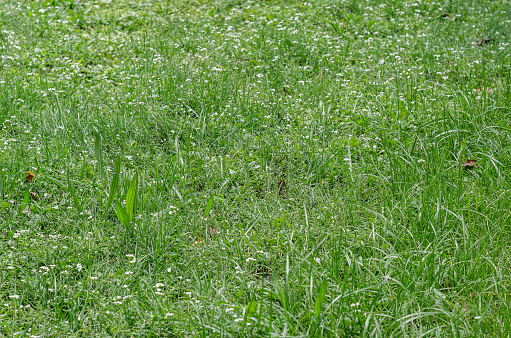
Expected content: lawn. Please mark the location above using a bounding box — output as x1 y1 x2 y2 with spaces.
1 0 511 336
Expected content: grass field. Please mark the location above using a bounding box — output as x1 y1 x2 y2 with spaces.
1 0 511 336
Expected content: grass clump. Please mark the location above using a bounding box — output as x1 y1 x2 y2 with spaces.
1 0 511 336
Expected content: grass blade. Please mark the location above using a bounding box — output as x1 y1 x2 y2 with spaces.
0 169 4 198
142 186 153 210
19 189 31 215
314 279 328 317
126 172 138 222
115 200 130 228
22 189 30 205
204 194 213 217
46 176 65 190
246 301 258 319
105 156 121 213
94 131 104 182
67 170 82 212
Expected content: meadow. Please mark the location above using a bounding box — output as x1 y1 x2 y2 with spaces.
1 0 511 336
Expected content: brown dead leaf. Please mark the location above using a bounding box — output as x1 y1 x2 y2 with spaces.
255 267 271 283
29 192 40 200
22 205 31 217
476 86 495 93
278 180 287 199
474 38 492 46
25 171 36 183
192 238 204 247
208 227 219 236
462 159 478 168
282 87 292 95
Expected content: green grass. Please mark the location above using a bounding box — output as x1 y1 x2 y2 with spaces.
1 0 511 336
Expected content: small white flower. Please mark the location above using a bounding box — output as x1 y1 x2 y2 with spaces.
474 316 482 319
125 271 133 275
76 263 82 271
155 283 165 288
9 295 19 299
